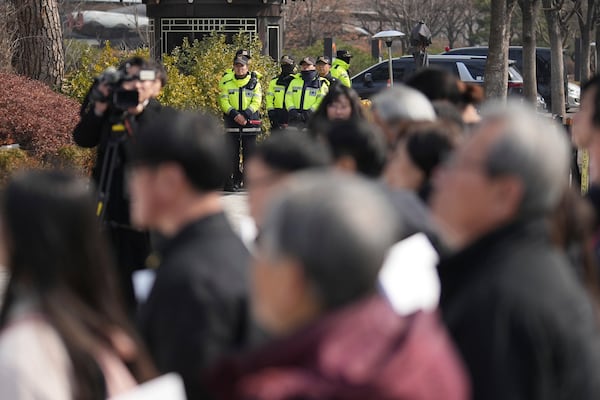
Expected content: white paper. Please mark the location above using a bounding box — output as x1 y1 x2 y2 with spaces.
378 233 441 315
110 373 187 400
132 269 156 304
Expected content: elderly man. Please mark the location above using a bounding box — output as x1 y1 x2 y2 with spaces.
370 84 437 149
209 172 469 400
432 101 600 400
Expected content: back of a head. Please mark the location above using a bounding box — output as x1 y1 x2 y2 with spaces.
130 109 229 192
371 85 437 124
406 67 462 105
324 119 387 178
252 132 331 173
260 172 398 310
0 169 121 327
480 100 570 217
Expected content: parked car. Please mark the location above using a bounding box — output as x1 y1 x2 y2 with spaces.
351 54 524 100
442 46 568 109
567 82 581 109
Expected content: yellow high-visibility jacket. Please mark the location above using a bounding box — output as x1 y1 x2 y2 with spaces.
219 73 262 119
285 75 328 112
331 58 351 87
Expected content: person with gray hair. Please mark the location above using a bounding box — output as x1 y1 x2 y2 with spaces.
208 172 469 400
370 84 437 148
431 100 600 400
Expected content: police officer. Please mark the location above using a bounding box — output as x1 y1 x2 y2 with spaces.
219 55 262 191
266 55 295 131
285 57 329 129
331 49 353 87
316 55 338 87
219 49 252 90
73 56 170 314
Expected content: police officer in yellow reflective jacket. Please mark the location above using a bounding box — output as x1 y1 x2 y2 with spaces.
219 55 262 191
266 55 296 131
219 49 251 90
331 50 353 88
285 57 328 129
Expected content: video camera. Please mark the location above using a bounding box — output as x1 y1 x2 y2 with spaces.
90 67 156 111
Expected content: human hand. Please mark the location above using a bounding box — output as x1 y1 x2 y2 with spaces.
234 114 247 126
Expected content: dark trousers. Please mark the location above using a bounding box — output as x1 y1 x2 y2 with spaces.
226 132 257 187
107 225 151 317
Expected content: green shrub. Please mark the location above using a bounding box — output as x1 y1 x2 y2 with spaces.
50 145 95 176
62 42 149 103
0 149 40 184
159 33 279 131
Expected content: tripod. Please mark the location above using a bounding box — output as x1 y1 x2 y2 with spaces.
96 119 129 223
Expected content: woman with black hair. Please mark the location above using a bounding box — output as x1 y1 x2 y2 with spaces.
0 170 156 399
308 84 365 135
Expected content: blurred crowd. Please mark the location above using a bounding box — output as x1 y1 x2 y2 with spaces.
1 54 600 400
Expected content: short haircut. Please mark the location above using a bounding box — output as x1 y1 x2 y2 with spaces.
371 84 436 124
251 132 331 172
480 100 570 217
406 67 463 105
324 119 387 178
582 74 600 128
129 109 229 191
260 172 398 310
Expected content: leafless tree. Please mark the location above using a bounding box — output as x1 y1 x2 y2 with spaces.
519 0 541 104
0 1 16 73
284 0 349 47
8 0 64 88
543 0 569 115
574 0 596 82
485 0 518 99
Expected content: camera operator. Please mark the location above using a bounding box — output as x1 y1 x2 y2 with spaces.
73 56 170 314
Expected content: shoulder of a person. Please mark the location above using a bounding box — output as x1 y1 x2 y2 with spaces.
0 316 72 393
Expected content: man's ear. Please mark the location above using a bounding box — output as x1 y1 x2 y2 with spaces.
491 176 524 219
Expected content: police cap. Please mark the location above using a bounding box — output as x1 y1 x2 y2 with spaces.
336 50 353 59
235 49 252 59
299 56 316 66
316 56 331 65
280 55 295 65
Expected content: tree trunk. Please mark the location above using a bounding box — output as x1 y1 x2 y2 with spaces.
485 0 517 99
519 0 540 105
9 0 64 88
577 0 594 83
543 0 566 116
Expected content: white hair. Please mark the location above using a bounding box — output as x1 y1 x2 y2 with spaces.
480 100 570 216
371 84 437 123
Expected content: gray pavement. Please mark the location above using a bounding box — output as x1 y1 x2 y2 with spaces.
221 191 250 237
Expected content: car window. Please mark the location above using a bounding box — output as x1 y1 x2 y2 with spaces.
508 66 523 81
370 60 414 82
429 61 459 77
463 61 486 81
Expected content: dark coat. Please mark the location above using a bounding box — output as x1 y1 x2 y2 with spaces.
438 218 600 400
138 212 253 400
73 99 165 225
208 295 469 400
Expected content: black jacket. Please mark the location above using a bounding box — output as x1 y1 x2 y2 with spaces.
138 212 253 400
438 218 600 400
73 99 165 225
